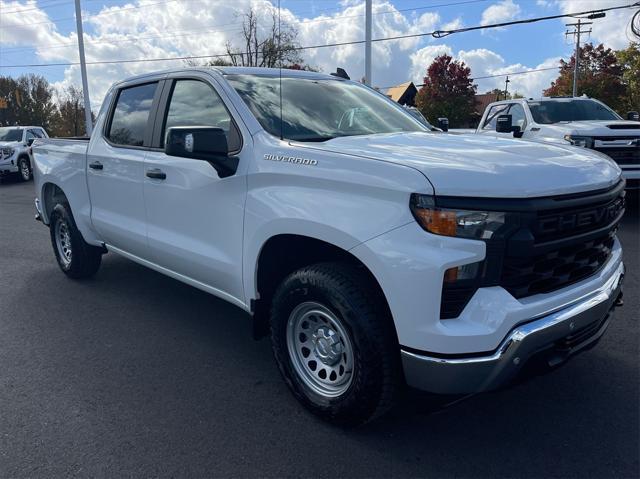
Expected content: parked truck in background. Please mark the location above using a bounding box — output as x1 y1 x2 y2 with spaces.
0 126 48 182
32 68 625 425
474 96 640 190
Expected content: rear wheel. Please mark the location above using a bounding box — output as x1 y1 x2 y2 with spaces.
49 203 103 278
17 157 31 181
270 262 400 426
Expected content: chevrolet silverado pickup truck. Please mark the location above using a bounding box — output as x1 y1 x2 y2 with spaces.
0 126 48 181
475 96 640 189
32 68 625 425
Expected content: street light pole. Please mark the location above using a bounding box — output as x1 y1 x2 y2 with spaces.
504 76 511 100
74 0 93 136
364 0 372 86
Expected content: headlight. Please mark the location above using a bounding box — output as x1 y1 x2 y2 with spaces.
410 194 506 240
0 147 15 158
564 135 593 148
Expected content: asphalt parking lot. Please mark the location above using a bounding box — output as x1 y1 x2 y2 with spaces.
0 178 638 478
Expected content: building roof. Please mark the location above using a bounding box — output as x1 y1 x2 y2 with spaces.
386 81 417 102
475 93 500 113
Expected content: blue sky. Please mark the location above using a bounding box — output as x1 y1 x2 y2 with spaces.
0 0 635 106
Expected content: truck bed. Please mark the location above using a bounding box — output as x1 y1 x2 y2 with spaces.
32 138 92 230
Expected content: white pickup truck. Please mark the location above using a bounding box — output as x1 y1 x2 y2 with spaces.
32 68 625 425
475 96 640 190
0 126 49 181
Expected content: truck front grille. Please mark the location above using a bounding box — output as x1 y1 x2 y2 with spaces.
498 187 624 299
594 147 640 165
501 231 616 298
437 181 625 319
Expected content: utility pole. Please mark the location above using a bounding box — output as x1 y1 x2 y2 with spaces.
364 0 372 86
565 18 592 98
504 76 511 100
74 0 93 136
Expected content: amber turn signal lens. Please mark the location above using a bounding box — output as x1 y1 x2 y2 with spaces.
413 208 457 237
443 267 458 283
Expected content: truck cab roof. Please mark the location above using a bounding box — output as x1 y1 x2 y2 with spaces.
112 66 342 89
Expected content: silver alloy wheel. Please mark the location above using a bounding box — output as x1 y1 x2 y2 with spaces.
20 160 30 180
54 219 72 267
286 301 354 398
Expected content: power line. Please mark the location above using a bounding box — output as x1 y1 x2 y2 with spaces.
0 0 487 33
378 66 563 90
430 1 640 38
0 0 199 27
0 0 487 56
1 1 638 69
0 0 73 15
472 66 560 81
0 0 113 15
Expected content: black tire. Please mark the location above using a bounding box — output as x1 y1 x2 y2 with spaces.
270 262 400 426
49 203 103 279
17 157 31 182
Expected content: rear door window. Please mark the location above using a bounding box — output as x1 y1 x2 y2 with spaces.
107 82 158 147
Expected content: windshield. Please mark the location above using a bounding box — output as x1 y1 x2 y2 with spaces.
0 128 23 142
404 108 436 129
226 75 425 141
528 99 620 124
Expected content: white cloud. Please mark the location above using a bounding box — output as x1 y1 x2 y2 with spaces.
0 0 565 107
441 17 464 31
1 0 463 107
480 0 521 26
409 44 454 83
407 45 560 98
458 48 505 75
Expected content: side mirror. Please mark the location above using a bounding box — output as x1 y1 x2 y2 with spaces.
165 126 238 178
496 114 513 133
627 111 640 121
512 125 523 138
437 117 449 132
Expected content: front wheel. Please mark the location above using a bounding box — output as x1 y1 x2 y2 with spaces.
17 157 31 182
270 263 400 426
49 203 103 278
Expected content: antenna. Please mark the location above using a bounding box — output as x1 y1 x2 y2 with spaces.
278 0 284 141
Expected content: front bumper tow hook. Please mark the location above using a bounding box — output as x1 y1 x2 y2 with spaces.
615 292 624 307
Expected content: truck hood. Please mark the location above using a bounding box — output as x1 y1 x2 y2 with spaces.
304 132 621 198
0 141 21 148
537 120 640 138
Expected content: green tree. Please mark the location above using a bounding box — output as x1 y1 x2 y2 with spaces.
616 42 640 114
0 76 20 126
544 43 626 111
415 54 477 128
50 85 93 137
484 88 523 101
0 74 56 129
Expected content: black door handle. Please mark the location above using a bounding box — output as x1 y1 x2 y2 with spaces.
146 168 166 180
89 161 103 170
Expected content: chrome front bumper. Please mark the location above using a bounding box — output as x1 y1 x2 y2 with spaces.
402 261 625 394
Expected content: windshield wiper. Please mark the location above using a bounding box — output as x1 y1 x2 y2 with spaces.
291 135 337 142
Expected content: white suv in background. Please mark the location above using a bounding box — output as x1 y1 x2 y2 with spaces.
0 126 49 182
476 97 640 189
